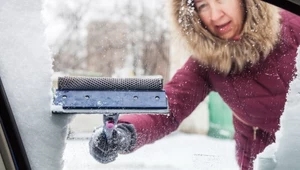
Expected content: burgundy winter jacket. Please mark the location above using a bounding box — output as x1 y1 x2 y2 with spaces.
119 10 300 152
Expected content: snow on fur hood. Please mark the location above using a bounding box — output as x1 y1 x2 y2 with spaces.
169 0 281 74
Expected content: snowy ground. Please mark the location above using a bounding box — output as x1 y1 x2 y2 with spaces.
63 132 239 170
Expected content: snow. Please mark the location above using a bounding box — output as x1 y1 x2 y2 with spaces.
1 0 300 169
254 46 300 169
0 0 72 169
63 132 239 170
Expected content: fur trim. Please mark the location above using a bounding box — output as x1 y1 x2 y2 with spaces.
169 0 281 74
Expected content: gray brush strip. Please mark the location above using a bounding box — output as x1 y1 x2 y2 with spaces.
57 76 163 90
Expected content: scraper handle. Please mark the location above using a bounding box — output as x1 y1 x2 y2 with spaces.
103 113 119 143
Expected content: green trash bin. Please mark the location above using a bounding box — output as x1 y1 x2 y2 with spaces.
207 92 234 139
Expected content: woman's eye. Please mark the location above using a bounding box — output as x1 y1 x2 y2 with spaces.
197 3 208 12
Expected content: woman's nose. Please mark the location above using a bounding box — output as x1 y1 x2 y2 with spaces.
210 6 224 21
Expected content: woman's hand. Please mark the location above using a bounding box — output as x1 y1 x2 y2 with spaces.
89 123 136 164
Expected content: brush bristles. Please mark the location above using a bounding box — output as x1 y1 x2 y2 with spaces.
57 76 163 90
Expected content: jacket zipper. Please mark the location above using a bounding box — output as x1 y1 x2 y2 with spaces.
233 112 259 140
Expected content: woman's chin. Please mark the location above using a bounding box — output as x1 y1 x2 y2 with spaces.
218 33 240 40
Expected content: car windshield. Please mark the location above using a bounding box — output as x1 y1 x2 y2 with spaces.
0 0 300 170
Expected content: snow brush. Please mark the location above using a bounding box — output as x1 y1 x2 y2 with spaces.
51 76 169 140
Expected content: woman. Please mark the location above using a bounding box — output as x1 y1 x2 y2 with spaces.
89 0 300 169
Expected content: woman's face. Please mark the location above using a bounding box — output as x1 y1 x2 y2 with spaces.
194 0 245 40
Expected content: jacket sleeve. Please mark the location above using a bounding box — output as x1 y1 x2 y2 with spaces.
118 57 211 152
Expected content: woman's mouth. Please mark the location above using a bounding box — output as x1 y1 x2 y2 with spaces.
215 21 232 35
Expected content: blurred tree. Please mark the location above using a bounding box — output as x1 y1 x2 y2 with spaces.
50 0 170 81
86 21 128 76
49 0 92 73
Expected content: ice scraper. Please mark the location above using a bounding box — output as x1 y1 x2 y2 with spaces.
51 76 169 141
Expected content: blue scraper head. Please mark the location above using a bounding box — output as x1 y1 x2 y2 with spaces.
52 76 169 114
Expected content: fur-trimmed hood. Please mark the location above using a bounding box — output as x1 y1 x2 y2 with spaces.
169 0 281 74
